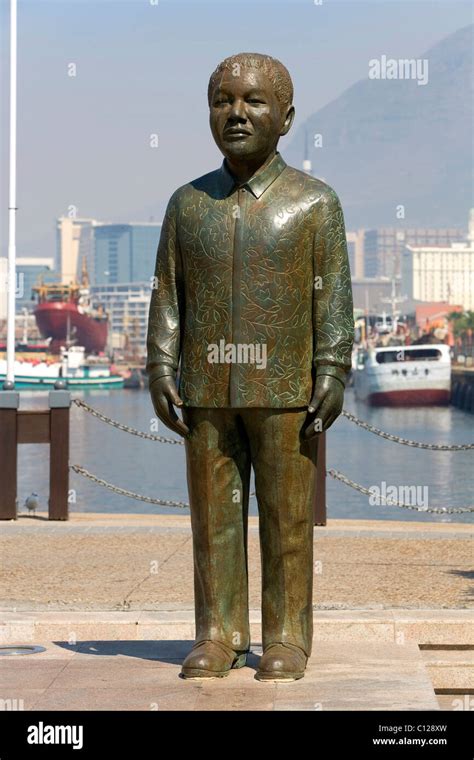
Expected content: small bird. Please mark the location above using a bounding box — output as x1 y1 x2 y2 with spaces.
24 493 40 516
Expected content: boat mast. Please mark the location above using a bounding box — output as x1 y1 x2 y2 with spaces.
379 243 408 338
66 312 71 349
380 276 407 328
22 307 28 345
5 0 17 388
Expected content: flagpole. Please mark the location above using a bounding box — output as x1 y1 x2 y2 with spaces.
5 0 17 388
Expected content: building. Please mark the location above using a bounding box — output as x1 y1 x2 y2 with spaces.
93 223 162 286
346 231 364 279
402 212 474 311
56 217 101 285
402 242 474 310
91 282 151 358
56 217 162 287
362 229 378 278
414 302 463 344
376 227 464 278
346 229 381 278
15 257 55 313
346 226 465 280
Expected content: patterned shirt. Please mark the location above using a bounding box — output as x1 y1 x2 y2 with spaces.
146 151 354 407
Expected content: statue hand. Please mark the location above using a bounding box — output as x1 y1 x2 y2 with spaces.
303 375 344 440
149 375 189 438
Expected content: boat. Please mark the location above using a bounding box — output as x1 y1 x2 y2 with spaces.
0 345 124 389
353 343 451 406
111 365 146 389
33 260 108 354
0 339 51 353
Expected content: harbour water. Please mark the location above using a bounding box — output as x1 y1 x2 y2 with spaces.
16 388 474 523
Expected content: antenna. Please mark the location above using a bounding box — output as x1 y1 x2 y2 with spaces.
302 127 312 175
380 276 407 318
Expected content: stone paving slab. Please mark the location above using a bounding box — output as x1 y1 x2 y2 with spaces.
1 514 471 709
1 515 472 611
0 640 440 712
8 514 473 530
421 649 474 690
1 609 472 645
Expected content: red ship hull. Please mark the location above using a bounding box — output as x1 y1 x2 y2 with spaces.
34 301 108 354
369 389 450 406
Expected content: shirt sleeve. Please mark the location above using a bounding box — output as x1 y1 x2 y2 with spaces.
146 192 184 377
312 187 354 385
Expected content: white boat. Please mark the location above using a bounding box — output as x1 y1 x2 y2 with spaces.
0 346 124 389
353 343 451 406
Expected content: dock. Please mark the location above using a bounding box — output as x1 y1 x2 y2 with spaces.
1 513 472 711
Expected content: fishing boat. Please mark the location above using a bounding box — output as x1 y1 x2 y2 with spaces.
0 346 124 389
353 343 451 406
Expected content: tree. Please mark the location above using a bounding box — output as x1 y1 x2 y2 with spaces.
448 311 474 341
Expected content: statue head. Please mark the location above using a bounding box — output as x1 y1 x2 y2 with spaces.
208 52 295 168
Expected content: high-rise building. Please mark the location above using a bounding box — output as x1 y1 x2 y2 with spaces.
376 227 464 278
93 223 162 286
91 281 151 357
402 211 474 310
56 217 101 285
346 231 364 278
56 218 162 287
347 226 466 279
346 229 378 278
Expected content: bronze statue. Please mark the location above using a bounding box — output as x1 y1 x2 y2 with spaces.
147 53 354 681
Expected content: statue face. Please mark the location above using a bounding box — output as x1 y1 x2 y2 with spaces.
209 67 293 165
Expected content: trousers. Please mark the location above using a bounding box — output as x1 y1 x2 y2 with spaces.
182 406 318 657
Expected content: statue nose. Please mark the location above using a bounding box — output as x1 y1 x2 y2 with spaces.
229 100 247 120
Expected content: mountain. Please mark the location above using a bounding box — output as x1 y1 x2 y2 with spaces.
283 25 473 230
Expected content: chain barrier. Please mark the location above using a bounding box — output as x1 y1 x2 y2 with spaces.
73 398 184 445
70 463 256 507
70 463 474 514
341 410 474 451
73 398 474 452
71 398 474 513
328 469 474 514
70 464 189 507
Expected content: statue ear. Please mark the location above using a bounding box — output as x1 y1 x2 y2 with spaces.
280 105 295 137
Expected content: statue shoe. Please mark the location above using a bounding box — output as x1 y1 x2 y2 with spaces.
255 642 308 682
180 639 248 679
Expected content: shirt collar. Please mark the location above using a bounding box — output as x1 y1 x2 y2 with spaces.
218 151 287 199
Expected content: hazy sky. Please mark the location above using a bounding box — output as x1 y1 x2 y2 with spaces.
0 0 472 259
